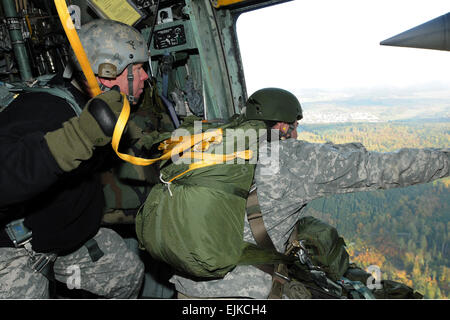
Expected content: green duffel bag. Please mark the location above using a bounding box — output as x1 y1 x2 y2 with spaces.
295 216 350 281
136 115 265 278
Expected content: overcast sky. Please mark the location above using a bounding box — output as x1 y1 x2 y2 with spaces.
236 0 450 100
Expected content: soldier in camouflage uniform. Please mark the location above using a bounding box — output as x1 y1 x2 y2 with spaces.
170 88 450 299
0 19 152 298
100 79 177 299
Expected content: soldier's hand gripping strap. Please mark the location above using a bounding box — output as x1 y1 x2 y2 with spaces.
45 90 125 172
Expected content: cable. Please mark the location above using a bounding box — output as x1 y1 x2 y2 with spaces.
147 0 161 53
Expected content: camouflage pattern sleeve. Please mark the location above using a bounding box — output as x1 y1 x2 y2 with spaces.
255 139 449 256
279 140 449 200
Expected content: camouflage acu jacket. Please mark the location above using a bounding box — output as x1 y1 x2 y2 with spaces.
170 139 450 298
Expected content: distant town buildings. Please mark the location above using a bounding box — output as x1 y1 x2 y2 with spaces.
302 111 381 124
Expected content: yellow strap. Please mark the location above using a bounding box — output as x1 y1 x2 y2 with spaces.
158 134 222 153
111 95 171 165
212 0 247 8
111 95 166 165
54 0 102 96
25 15 32 36
111 96 230 166
180 150 252 163
168 150 253 183
158 129 224 159
110 94 253 170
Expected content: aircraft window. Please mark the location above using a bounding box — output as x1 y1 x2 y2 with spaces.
236 0 450 123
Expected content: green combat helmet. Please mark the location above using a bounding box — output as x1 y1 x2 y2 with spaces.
245 87 303 123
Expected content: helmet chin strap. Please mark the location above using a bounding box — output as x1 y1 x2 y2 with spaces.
127 64 135 104
98 65 135 103
99 82 108 92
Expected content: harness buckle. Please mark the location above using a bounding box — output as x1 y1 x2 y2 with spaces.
30 254 57 273
5 218 57 275
296 240 316 270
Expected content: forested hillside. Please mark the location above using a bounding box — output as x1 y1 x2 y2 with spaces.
297 120 449 299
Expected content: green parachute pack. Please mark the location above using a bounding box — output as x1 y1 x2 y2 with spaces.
136 114 266 278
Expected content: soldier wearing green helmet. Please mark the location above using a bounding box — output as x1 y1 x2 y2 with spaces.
245 87 302 140
245 87 303 123
170 87 449 299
